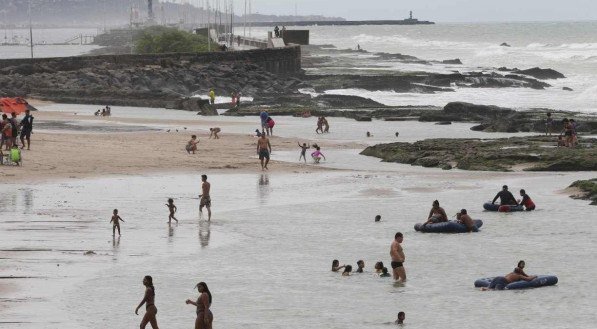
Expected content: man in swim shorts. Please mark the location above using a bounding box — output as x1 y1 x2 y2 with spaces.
199 174 212 221
256 134 272 171
390 232 406 282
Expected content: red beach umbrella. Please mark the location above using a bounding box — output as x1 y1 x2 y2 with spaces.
0 97 29 115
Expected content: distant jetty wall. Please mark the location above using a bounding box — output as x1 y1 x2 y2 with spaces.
0 45 301 75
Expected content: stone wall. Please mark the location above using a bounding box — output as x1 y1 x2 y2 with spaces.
282 30 310 45
0 46 302 75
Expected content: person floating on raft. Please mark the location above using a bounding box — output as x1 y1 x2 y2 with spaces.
519 189 536 211
481 270 537 291
422 200 448 226
491 185 518 206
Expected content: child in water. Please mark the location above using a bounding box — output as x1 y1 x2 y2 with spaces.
311 147 326 163
110 209 125 236
342 265 353 276
166 198 178 223
380 267 391 277
298 142 310 163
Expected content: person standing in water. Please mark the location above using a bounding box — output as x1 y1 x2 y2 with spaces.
390 232 406 282
257 134 272 170
298 142 310 163
199 175 212 221
110 209 124 236
135 275 159 329
186 282 213 329
166 198 178 223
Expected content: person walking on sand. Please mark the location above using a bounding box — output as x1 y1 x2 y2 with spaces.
186 282 213 329
390 232 406 282
166 198 178 223
298 142 310 163
257 134 272 170
110 209 124 236
199 175 212 221
135 275 159 329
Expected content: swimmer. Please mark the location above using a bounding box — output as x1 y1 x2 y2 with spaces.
110 209 124 236
298 142 310 163
166 198 178 223
519 189 536 211
395 132 399 137
342 265 352 276
375 215 381 222
374 261 384 274
395 312 405 325
380 267 391 277
135 275 159 329
366 131 372 137
356 260 365 273
390 232 406 282
332 259 346 272
209 128 221 139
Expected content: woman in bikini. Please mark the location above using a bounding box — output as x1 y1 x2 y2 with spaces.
135 275 159 329
186 282 214 329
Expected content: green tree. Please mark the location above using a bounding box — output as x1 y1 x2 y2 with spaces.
134 26 210 54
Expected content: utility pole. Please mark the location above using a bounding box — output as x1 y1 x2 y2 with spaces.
28 0 33 59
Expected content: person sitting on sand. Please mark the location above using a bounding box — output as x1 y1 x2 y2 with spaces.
557 135 566 147
186 135 199 154
481 270 537 291
562 118 574 147
166 198 178 224
395 312 405 325
342 265 353 276
311 147 326 163
298 142 310 163
332 259 346 272
423 200 448 225
374 261 384 274
519 189 536 211
209 128 221 139
110 209 124 236
456 209 475 232
380 267 391 277
355 260 365 273
491 185 518 206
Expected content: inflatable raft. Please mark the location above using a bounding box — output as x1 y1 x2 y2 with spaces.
483 202 524 212
414 220 483 233
474 275 558 290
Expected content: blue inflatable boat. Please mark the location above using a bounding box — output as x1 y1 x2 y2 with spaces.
483 202 524 212
414 220 483 233
474 275 558 290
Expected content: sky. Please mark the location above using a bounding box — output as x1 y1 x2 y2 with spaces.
218 0 597 22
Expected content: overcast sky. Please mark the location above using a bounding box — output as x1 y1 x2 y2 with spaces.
240 0 597 22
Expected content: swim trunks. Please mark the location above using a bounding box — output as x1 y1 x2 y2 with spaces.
488 276 508 290
20 128 31 139
391 261 403 269
200 196 211 207
259 149 270 160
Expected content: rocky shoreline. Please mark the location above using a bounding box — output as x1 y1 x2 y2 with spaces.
360 136 597 172
568 179 597 205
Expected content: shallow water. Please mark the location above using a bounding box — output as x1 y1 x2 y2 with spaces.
1 158 595 328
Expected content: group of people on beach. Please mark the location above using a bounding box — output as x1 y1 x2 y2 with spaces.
0 109 33 166
135 275 214 329
94 106 111 116
545 112 579 147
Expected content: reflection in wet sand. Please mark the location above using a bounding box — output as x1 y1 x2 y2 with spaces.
258 174 271 204
198 221 211 247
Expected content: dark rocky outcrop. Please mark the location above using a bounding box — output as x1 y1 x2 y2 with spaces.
514 67 566 80
441 59 463 65
568 179 597 205
500 43 511 47
360 136 597 172
563 87 573 91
